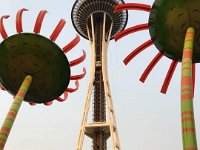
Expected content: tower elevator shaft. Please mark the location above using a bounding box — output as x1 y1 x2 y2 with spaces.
93 16 106 150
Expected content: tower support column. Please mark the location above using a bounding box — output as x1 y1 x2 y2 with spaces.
76 13 121 150
71 1 128 149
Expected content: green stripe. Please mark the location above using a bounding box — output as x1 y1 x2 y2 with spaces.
181 85 192 90
181 71 192 76
182 91 192 95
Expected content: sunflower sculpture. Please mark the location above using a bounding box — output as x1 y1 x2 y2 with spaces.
0 8 86 149
115 1 200 150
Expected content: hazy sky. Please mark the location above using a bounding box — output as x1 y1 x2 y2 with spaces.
0 0 200 150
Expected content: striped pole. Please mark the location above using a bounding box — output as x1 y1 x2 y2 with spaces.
0 75 32 150
181 27 198 150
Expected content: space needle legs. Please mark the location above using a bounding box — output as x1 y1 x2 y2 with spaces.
76 13 121 150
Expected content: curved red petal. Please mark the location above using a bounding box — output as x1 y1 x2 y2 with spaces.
63 35 80 53
57 91 68 102
115 3 151 12
140 52 163 83
0 15 9 39
0 83 5 91
70 50 86 67
44 101 53 106
29 102 36 106
50 19 66 41
33 10 48 34
70 67 86 80
161 60 178 94
123 39 153 65
67 80 79 93
16 8 28 33
114 23 149 41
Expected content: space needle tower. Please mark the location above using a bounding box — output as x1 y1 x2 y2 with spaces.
71 0 128 149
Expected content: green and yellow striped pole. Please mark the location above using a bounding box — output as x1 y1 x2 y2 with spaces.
0 75 32 150
181 27 198 150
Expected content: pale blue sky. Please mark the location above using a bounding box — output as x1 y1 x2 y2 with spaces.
0 0 200 150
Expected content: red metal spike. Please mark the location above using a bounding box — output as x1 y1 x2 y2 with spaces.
50 19 66 41
161 60 178 94
140 52 163 83
63 35 80 53
115 23 149 41
192 63 195 98
115 3 151 12
70 50 86 67
0 15 10 39
57 91 68 102
16 8 28 33
29 102 36 106
33 10 48 34
44 101 53 106
67 80 79 93
123 39 153 65
70 67 86 80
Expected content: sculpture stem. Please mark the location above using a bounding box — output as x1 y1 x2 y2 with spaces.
0 75 32 150
181 27 198 150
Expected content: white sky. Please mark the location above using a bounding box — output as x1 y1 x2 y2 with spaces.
0 0 200 150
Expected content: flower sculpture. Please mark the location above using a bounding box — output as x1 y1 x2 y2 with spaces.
115 1 200 150
0 8 86 149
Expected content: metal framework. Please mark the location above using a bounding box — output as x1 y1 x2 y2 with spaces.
71 0 128 149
